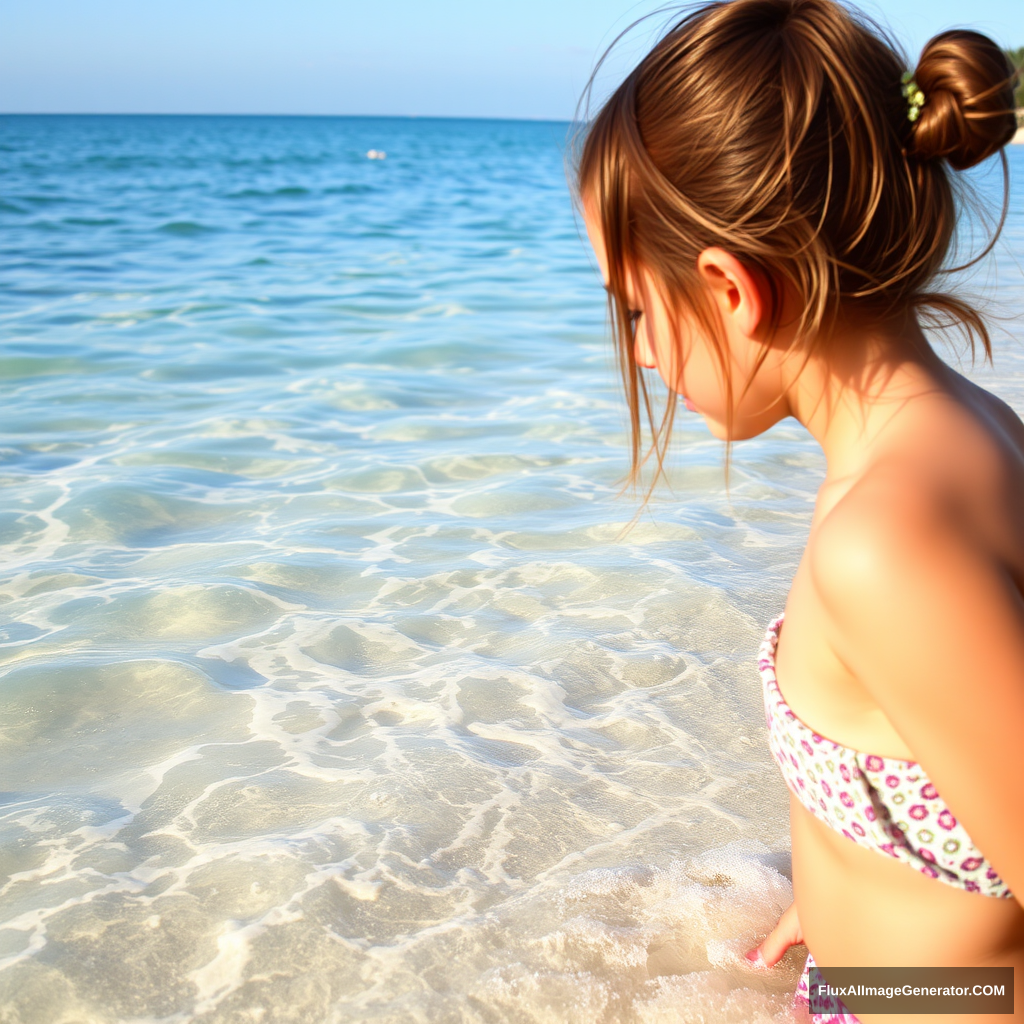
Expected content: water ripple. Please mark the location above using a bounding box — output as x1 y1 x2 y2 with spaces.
0 114 1021 1023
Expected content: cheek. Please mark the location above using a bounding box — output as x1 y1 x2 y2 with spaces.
673 330 719 404
639 304 726 414
681 343 742 435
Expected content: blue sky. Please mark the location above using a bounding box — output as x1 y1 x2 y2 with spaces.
1 0 1021 119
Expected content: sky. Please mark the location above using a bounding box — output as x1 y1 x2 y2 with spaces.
1 0 1021 120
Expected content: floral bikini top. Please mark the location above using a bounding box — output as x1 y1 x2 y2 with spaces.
760 615 1011 898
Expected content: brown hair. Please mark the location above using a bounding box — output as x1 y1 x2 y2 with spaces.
575 0 1018 486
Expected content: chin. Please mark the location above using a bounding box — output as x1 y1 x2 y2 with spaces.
700 413 735 441
703 415 771 442
704 418 731 440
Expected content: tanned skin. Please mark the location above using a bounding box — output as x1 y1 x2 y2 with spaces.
585 209 1024 1022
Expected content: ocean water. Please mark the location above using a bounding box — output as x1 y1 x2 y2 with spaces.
0 115 1022 1024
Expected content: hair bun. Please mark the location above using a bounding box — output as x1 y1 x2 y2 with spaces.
910 30 1018 169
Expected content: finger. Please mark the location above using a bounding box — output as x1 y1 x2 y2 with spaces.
758 925 799 966
747 904 804 968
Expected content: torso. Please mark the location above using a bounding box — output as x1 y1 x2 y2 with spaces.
773 366 1024 992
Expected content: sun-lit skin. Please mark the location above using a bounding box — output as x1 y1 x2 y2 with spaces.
586 207 1024 1022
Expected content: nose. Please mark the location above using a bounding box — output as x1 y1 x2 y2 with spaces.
633 323 657 369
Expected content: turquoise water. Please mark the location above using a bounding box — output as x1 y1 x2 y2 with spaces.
1 115 1022 1023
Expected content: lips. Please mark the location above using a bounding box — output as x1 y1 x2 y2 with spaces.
683 397 697 412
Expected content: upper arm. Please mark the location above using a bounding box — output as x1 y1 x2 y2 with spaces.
811 483 1024 904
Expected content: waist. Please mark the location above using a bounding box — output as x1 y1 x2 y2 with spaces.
792 797 1024 969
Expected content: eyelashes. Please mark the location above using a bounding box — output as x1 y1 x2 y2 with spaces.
628 309 643 331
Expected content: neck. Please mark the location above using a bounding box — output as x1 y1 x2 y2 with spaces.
780 315 949 482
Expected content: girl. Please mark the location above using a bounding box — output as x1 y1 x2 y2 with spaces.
576 1 1022 1020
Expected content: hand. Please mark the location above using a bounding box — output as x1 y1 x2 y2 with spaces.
745 900 804 967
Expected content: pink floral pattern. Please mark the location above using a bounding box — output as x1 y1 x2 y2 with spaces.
796 953 860 1022
760 615 1011 899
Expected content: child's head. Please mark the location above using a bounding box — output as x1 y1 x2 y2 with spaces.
576 0 1017 474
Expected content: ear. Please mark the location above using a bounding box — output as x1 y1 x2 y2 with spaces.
695 248 765 339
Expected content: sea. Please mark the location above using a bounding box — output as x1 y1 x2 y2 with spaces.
1 115 1022 1024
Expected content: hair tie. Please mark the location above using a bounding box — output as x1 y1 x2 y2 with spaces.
901 71 926 122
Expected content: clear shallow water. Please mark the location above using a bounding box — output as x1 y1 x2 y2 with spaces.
0 115 1022 1024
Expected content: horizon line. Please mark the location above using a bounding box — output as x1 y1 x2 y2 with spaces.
0 111 575 124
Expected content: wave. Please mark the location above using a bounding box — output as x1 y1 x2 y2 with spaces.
157 220 216 236
227 186 312 199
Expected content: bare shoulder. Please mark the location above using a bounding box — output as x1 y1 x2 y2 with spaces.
805 442 1024 719
811 384 1024 617
967 376 1024 450
807 463 963 620
806 428 1024 700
